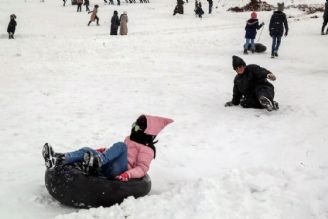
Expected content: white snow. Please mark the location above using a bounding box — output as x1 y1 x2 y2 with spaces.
0 0 327 218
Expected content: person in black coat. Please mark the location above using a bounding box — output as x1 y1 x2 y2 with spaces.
225 56 278 111
244 11 264 54
322 0 328 35
173 0 184 15
7 14 17 39
84 0 90 11
110 10 120 35
195 1 204 18
269 3 288 58
207 0 213 14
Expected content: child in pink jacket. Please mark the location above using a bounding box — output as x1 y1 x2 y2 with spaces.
42 115 173 181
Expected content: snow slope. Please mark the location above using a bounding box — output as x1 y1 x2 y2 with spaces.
0 0 327 218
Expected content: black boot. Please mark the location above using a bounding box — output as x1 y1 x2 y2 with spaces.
82 152 101 175
259 96 274 111
42 143 55 169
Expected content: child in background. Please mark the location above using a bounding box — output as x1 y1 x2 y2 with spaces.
244 12 264 54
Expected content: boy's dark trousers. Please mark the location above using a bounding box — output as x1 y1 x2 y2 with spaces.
77 3 82 12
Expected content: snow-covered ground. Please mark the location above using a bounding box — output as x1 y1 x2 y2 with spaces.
0 0 327 218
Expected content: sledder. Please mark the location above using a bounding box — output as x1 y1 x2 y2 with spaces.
42 114 173 208
42 114 173 181
225 56 279 111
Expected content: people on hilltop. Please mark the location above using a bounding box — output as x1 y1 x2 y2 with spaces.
88 5 99 26
244 11 264 54
120 11 128 35
110 10 120 35
42 115 173 181
269 2 288 58
225 56 279 111
7 14 17 39
321 0 328 35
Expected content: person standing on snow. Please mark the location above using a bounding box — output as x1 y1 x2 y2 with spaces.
207 0 213 14
63 0 66 6
195 1 204 18
77 0 83 12
110 10 120 35
225 56 279 111
119 11 128 35
321 0 328 35
42 115 173 181
244 11 264 54
269 2 288 58
84 0 90 12
88 5 99 26
7 14 17 39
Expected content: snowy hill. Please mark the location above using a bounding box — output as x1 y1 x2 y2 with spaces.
0 0 327 218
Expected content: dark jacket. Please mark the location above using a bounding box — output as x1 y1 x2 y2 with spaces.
232 64 274 105
324 2 328 19
110 14 120 35
269 11 288 37
245 18 263 39
7 19 17 33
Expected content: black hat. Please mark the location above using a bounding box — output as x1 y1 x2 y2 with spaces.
232 56 246 70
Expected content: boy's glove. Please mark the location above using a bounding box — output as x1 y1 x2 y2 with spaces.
225 101 235 107
115 172 129 182
261 22 264 26
267 73 276 81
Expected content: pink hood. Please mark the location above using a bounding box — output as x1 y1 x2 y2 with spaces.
144 115 174 135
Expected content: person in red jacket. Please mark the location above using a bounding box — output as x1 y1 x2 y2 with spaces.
42 115 173 181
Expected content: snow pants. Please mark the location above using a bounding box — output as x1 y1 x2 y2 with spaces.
241 85 275 109
64 142 128 178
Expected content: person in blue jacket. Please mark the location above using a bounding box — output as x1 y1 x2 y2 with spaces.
244 11 264 54
269 3 289 58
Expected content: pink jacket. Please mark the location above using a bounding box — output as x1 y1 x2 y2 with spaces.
124 137 154 179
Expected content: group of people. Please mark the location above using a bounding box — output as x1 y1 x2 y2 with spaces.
243 3 288 58
85 5 128 35
173 0 212 18
110 10 128 35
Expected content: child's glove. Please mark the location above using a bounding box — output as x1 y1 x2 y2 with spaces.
267 73 276 81
115 172 129 182
261 22 264 26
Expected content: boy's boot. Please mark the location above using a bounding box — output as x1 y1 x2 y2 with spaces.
259 96 274 111
243 49 248 54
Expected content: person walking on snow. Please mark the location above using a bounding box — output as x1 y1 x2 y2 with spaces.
119 11 128 35
195 1 204 18
7 14 17 39
42 115 173 181
321 0 328 35
88 5 99 26
63 0 66 6
225 56 279 111
244 11 264 54
110 10 120 35
269 2 288 58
